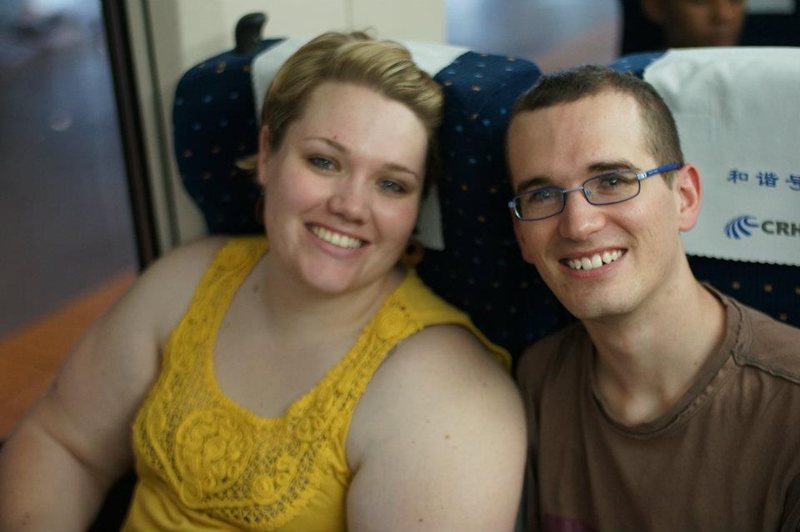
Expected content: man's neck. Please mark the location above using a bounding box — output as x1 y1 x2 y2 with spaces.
584 278 726 426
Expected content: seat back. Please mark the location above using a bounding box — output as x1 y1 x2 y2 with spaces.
173 38 281 235
417 51 572 357
611 48 800 327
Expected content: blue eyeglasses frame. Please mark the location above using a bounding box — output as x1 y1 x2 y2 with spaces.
508 162 682 221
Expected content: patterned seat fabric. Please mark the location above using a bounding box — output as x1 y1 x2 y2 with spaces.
610 51 800 328
420 51 572 357
174 39 281 236
173 39 574 361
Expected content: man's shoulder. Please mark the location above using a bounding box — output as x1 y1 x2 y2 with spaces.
727 294 800 385
516 321 588 390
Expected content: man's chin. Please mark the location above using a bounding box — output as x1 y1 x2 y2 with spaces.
559 297 630 323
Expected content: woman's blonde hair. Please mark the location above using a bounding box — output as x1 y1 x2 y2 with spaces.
259 31 443 192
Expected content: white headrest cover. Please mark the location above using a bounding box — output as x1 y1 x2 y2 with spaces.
644 47 800 266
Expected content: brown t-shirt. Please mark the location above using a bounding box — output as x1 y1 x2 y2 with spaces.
517 290 800 531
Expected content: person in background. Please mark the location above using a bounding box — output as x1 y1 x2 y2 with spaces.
506 64 800 530
621 0 746 53
0 31 526 531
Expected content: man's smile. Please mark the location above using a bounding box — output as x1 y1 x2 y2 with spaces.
562 249 624 271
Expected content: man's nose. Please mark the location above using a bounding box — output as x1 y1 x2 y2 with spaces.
557 189 605 241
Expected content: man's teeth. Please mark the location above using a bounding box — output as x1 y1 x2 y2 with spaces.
312 226 364 249
567 250 622 271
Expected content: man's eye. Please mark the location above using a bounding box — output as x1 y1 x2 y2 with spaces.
597 173 635 189
309 156 336 171
527 188 558 204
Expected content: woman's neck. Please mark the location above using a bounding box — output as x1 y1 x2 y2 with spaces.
255 254 404 345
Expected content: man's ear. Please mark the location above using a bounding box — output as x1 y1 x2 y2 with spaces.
641 0 666 25
675 163 702 232
256 125 272 187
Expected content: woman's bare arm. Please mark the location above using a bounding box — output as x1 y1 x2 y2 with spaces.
0 237 226 530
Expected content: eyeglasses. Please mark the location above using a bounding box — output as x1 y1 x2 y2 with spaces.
508 163 682 222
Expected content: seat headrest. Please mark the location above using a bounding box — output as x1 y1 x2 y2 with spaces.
174 39 282 235
613 47 800 328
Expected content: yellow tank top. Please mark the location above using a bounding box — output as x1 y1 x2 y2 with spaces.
123 236 509 531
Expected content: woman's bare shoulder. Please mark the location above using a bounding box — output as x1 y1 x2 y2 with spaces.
350 324 524 457
346 325 526 530
140 235 228 287
125 235 229 341
390 324 510 380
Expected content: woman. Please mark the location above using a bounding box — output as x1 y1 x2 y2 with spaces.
0 32 525 530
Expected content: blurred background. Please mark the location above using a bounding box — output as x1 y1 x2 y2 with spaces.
1 0 136 339
1 0 138 435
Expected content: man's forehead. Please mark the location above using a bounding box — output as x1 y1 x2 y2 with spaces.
526 88 634 113
515 88 645 131
507 93 651 183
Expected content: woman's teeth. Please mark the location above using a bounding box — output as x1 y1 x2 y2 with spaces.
311 226 364 249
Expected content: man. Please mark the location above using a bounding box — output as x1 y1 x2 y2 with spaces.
506 65 800 530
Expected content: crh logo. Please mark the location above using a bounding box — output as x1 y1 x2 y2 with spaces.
724 215 759 240
724 215 800 239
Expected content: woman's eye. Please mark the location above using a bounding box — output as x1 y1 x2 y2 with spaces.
379 179 406 194
309 156 336 171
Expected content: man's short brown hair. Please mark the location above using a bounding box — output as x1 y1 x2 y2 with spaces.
511 65 684 181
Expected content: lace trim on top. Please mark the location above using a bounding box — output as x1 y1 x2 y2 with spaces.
130 237 486 529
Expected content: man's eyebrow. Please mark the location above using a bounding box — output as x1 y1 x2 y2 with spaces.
586 160 637 174
514 160 640 194
514 176 552 194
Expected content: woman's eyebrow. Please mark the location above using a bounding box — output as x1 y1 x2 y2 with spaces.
304 136 348 153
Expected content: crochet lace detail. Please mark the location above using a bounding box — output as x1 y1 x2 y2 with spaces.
131 237 430 529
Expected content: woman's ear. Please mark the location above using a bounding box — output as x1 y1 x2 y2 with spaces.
256 125 272 187
676 163 702 232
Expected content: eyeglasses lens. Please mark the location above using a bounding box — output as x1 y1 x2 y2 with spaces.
584 170 640 206
513 170 642 221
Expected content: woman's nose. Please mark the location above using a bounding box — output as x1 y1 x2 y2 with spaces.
327 178 368 222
